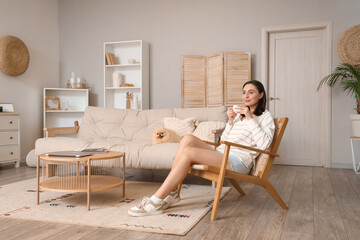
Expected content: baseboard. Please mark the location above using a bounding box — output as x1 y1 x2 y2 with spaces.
331 163 353 169
274 162 353 169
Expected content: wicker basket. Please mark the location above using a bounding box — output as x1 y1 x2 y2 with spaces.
337 25 360 66
0 35 30 76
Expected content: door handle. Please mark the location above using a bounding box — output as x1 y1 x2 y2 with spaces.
269 97 280 101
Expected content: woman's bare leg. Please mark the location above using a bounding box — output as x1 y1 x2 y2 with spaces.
172 135 214 169
154 147 231 199
169 135 214 192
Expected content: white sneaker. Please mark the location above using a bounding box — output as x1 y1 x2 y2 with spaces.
163 191 181 209
128 197 166 217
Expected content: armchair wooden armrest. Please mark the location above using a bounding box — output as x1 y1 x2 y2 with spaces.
220 140 279 157
203 140 220 147
43 121 80 138
211 127 225 144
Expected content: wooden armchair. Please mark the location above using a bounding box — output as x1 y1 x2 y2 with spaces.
187 117 288 221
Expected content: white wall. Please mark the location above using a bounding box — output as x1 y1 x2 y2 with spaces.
0 0 59 162
59 0 360 168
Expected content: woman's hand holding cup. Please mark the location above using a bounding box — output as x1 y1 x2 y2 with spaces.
233 104 252 119
232 105 241 114
227 107 237 125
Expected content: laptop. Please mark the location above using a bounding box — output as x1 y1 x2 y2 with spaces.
46 152 93 158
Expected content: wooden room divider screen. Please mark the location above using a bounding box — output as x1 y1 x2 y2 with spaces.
181 52 251 108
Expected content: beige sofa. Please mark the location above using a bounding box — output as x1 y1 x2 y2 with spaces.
34 106 227 169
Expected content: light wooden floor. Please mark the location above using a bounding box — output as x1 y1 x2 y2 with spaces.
1 165 360 240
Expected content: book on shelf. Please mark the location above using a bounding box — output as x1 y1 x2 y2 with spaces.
106 53 113 65
105 53 118 65
105 53 111 65
110 53 118 65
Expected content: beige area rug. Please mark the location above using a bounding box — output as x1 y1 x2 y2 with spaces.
0 179 230 235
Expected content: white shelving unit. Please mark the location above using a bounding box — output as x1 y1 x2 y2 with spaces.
43 88 89 128
104 40 149 110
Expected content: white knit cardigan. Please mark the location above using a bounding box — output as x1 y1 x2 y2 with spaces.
216 110 275 168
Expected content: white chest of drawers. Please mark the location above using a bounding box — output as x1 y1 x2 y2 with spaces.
0 113 20 168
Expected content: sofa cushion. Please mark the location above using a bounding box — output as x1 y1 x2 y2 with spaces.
35 137 90 155
139 143 179 169
77 107 148 142
104 143 178 169
163 117 196 137
107 142 148 168
193 121 227 142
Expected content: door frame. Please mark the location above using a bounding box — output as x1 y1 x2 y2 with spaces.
261 21 332 167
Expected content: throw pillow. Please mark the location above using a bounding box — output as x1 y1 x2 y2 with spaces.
163 117 197 137
192 121 226 142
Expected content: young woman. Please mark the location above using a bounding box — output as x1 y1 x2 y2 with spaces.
128 80 275 217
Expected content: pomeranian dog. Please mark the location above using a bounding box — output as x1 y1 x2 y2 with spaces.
152 127 181 145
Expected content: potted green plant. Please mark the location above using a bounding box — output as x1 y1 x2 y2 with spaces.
318 63 360 136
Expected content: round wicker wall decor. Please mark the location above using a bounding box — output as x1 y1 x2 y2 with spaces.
0 35 30 76
337 25 360 66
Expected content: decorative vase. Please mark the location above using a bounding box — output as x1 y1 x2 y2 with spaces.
112 72 122 87
76 77 82 88
350 114 360 137
70 72 76 88
70 79 76 88
132 96 139 110
60 99 69 111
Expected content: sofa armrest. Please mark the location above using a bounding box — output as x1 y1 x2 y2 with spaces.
211 127 225 144
43 121 80 138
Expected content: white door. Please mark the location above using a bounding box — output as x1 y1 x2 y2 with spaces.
268 29 329 166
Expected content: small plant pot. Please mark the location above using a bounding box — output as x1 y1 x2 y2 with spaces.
350 114 360 137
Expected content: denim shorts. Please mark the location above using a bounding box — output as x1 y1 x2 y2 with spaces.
215 149 253 174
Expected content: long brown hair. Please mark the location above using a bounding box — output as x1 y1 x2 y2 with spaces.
243 80 266 116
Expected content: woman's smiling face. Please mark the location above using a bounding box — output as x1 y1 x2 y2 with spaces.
242 83 264 108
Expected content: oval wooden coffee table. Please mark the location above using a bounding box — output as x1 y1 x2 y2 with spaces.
37 151 125 210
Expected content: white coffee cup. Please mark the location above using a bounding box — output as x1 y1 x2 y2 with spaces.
232 105 241 114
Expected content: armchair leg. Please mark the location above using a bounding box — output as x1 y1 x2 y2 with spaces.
211 146 230 221
263 181 288 210
227 178 246 195
211 180 224 221
177 182 182 195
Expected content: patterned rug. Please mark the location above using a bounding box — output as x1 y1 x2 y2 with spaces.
0 179 230 235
